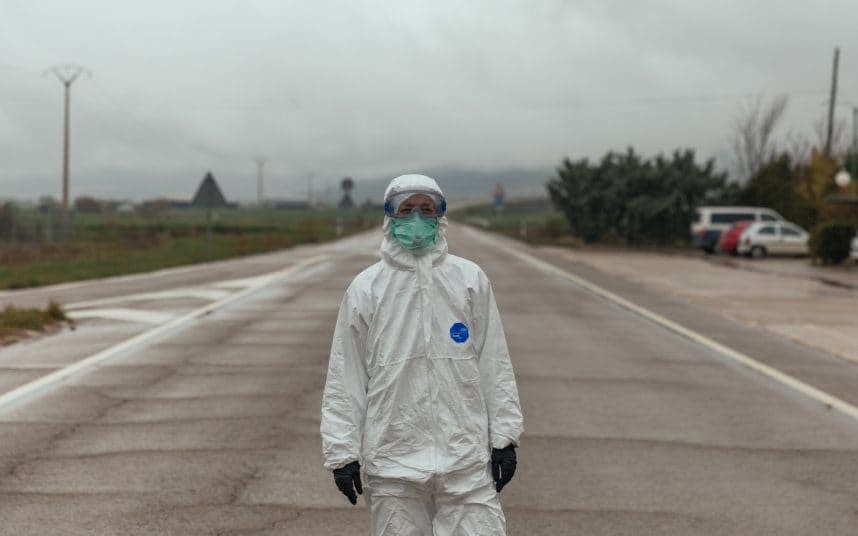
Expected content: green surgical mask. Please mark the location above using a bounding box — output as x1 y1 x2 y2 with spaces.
391 213 438 252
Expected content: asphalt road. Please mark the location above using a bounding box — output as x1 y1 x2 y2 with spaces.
0 225 856 535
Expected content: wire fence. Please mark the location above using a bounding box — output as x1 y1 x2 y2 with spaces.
0 203 74 244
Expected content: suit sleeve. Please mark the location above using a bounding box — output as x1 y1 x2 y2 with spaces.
473 269 524 449
320 284 370 470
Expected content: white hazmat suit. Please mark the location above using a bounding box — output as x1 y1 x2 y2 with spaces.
321 174 524 535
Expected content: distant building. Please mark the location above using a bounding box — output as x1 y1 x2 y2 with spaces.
266 199 311 210
190 172 237 209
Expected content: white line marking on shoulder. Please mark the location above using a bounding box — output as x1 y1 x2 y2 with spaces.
66 288 233 310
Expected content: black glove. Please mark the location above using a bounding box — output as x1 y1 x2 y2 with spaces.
332 460 363 505
491 445 517 493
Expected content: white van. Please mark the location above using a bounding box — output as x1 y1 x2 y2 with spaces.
691 206 784 252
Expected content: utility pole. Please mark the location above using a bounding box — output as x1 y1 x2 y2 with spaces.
307 172 315 207
255 157 267 206
852 106 858 154
46 64 90 234
205 171 215 260
825 47 840 158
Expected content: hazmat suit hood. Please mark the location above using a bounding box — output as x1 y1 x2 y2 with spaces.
380 174 449 269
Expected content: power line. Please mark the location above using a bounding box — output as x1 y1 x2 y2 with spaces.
628 88 829 105
2 73 839 113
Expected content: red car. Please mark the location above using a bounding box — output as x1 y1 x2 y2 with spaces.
716 220 753 255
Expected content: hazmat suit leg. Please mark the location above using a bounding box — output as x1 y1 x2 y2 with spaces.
366 467 506 536
432 466 506 535
366 477 434 536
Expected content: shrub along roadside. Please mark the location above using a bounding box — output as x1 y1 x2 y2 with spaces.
809 223 856 264
448 199 578 246
0 301 70 344
547 148 729 246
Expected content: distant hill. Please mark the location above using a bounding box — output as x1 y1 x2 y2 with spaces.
322 166 554 206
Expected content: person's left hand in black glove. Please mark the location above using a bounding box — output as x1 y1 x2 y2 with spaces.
332 460 363 505
491 445 517 493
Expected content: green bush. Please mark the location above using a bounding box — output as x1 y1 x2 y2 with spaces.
547 148 728 245
809 223 856 264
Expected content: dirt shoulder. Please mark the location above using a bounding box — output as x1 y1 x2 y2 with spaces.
545 248 858 365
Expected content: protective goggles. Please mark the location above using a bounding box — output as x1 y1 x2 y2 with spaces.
384 190 447 218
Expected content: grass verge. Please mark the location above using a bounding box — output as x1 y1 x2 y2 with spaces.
0 208 380 289
450 198 699 255
0 301 70 344
449 198 581 246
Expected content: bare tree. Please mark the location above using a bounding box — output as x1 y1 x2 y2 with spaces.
784 130 813 166
812 115 848 157
731 94 789 181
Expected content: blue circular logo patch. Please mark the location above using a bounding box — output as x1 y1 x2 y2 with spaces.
450 322 469 343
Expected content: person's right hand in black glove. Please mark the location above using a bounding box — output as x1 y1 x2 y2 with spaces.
332 460 363 505
491 445 517 493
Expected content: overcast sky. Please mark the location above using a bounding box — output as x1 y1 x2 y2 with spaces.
2 0 857 202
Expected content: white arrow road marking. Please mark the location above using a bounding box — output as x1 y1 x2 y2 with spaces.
0 254 329 414
66 288 234 310
463 226 858 423
212 274 285 289
66 308 176 325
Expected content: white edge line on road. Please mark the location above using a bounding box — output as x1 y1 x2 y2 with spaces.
0 254 329 414
463 227 858 422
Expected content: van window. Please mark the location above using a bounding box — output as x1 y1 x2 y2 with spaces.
761 214 778 222
782 226 801 236
758 226 776 235
712 213 754 224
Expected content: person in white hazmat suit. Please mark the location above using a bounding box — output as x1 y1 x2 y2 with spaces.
320 174 524 535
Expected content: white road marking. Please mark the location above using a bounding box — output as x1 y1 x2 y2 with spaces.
67 308 176 325
0 254 329 413
463 226 858 423
213 274 283 289
67 288 233 310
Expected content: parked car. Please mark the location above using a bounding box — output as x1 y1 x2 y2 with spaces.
691 206 784 253
716 220 754 255
849 233 858 261
736 221 809 258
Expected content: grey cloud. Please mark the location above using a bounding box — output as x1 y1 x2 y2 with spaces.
1 0 857 202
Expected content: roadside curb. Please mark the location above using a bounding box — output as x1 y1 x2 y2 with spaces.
703 256 858 291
